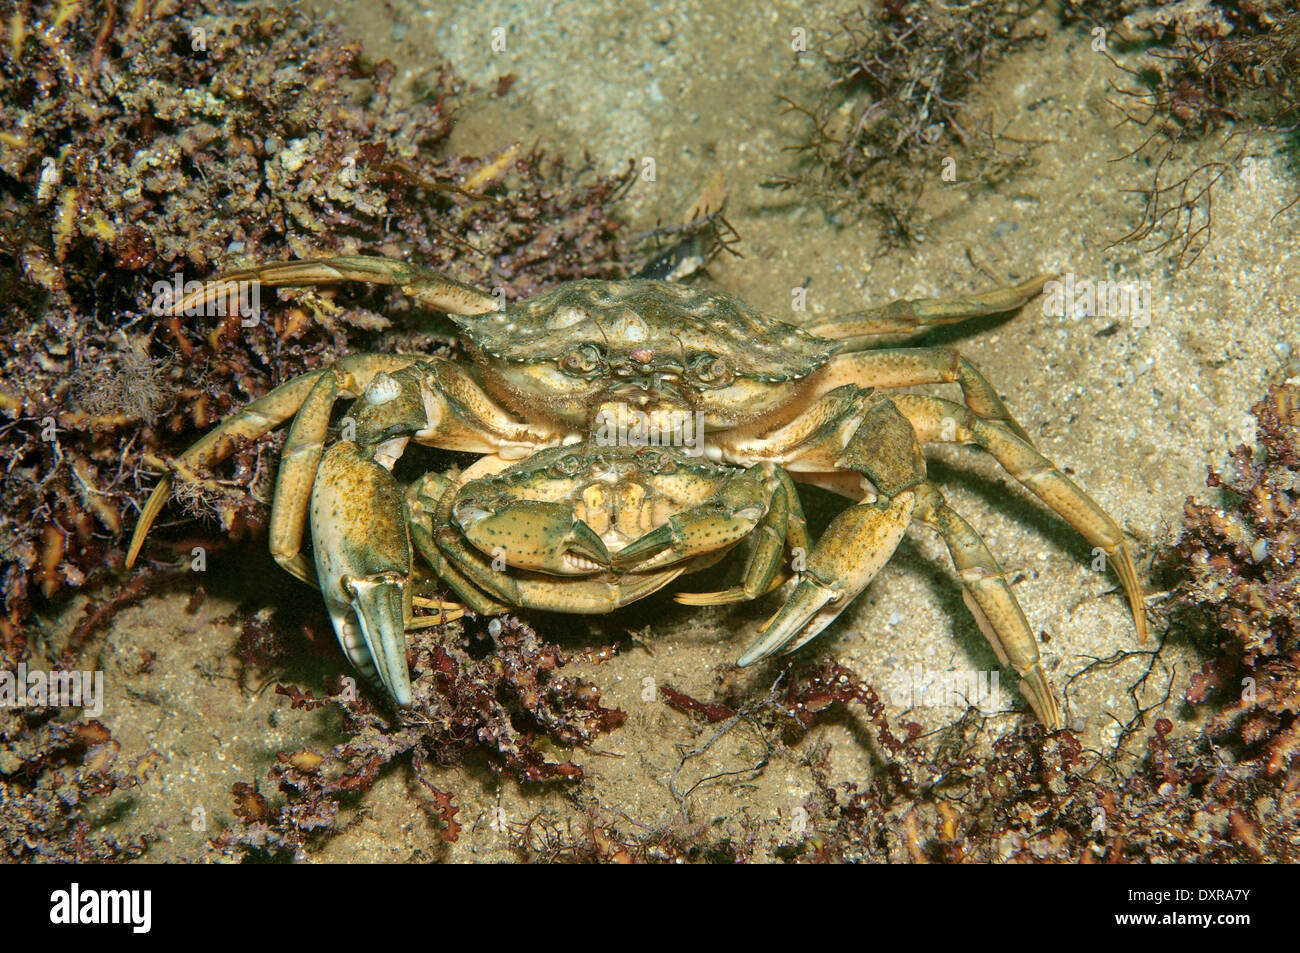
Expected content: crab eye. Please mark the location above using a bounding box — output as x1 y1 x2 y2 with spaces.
560 344 602 375
690 353 731 384
635 449 671 472
551 454 582 477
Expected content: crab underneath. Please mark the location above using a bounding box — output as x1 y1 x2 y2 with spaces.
126 256 1147 729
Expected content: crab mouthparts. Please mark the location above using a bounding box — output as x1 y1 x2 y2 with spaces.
607 376 685 403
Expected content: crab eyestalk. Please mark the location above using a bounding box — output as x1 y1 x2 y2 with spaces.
310 441 415 706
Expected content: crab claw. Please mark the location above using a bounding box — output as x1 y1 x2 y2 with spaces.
737 491 915 667
452 499 611 575
311 441 414 705
337 571 411 706
736 570 841 666
611 504 765 570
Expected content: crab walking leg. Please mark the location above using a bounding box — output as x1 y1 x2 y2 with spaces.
812 348 1035 444
310 441 415 706
405 585 466 628
267 369 340 586
892 393 1148 643
675 467 811 605
124 353 415 569
170 255 498 316
912 482 1062 729
802 273 1054 346
124 370 322 568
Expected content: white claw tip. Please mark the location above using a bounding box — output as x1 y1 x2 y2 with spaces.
563 552 603 572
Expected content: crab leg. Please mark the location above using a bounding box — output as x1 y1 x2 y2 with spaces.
268 360 438 586
310 440 415 706
723 382 1146 642
124 353 413 569
803 273 1053 346
129 344 562 571
911 482 1061 729
269 365 343 586
892 393 1147 643
724 388 1064 726
170 254 498 316
811 347 1035 444
138 252 498 573
732 391 927 662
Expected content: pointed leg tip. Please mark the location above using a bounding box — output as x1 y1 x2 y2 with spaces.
1026 273 1058 295
1109 544 1149 644
1007 419 1035 446
1020 669 1062 732
125 473 176 569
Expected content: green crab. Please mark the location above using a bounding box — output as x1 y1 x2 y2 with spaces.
126 256 1147 728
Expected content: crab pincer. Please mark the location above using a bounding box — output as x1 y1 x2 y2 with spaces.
310 440 415 706
452 498 612 574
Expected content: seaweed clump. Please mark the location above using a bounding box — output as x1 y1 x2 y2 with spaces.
0 0 633 652
539 614 1295 863
1094 0 1300 265
769 0 1042 247
1174 379 1300 781
212 616 625 861
0 712 156 862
